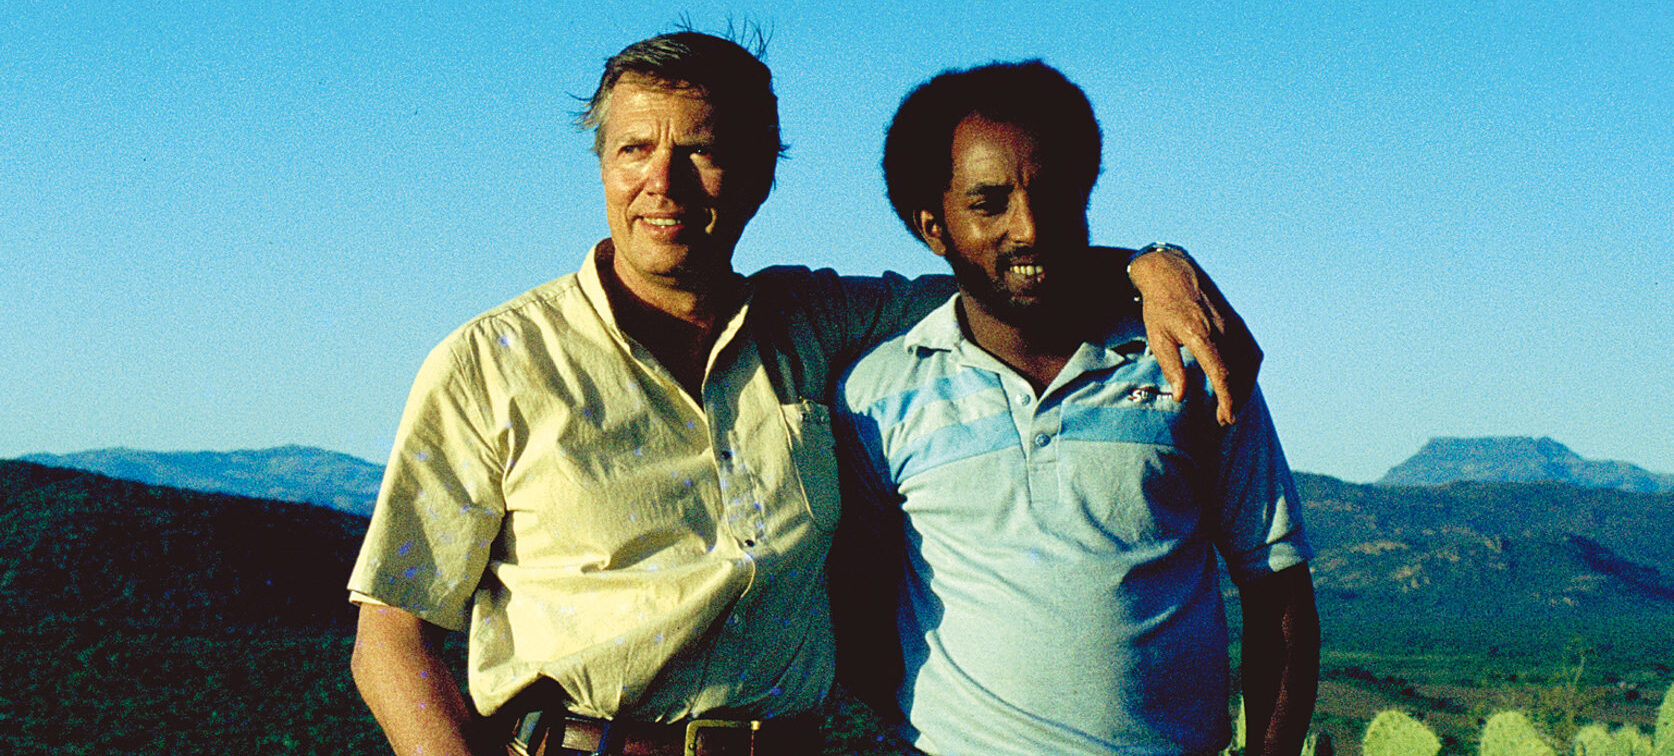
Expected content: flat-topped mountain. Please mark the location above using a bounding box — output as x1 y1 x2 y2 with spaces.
1377 436 1674 493
17 444 382 517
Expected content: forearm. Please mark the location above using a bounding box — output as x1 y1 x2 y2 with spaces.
1239 565 1320 756
351 604 486 756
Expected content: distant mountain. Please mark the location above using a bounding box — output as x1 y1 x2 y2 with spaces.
16 445 382 517
0 459 368 634
1296 472 1674 638
1377 436 1674 493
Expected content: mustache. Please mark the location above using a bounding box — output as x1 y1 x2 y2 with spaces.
995 247 1036 267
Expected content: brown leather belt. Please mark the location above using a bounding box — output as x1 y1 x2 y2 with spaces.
505 707 820 756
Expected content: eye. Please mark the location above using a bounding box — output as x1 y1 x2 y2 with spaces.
685 144 719 164
970 190 1009 216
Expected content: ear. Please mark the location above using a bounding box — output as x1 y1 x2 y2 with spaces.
915 209 949 258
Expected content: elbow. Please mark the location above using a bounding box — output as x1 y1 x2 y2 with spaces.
349 603 403 698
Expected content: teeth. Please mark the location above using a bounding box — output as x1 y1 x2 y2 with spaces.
644 217 680 227
1012 264 1043 277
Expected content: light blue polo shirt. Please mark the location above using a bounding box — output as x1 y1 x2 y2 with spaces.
836 295 1311 756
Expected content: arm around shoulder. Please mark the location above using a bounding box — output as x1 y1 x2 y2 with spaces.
1125 243 1263 426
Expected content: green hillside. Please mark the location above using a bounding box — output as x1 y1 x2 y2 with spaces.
1291 473 1674 754
1297 472 1674 631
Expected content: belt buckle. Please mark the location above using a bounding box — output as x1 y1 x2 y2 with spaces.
508 710 544 756
682 718 762 756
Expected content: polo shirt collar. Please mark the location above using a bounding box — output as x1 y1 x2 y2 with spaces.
902 293 1149 373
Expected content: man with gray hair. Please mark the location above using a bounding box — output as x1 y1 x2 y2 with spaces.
348 30 1260 756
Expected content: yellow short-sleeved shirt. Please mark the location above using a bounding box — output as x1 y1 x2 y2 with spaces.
347 243 949 720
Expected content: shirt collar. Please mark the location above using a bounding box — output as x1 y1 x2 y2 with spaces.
577 240 756 356
902 292 1149 373
577 240 620 331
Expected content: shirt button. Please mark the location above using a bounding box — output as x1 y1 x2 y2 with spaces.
1033 433 1051 447
1015 394 1032 406
719 450 733 461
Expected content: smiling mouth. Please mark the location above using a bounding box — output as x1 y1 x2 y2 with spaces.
1007 262 1048 286
640 208 720 235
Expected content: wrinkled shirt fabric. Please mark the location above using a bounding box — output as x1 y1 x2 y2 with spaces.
348 243 948 720
837 295 1311 756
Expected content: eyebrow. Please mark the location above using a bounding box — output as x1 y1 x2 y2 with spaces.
961 183 1013 198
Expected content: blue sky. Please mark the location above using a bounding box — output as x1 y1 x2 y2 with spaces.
3 1 1669 483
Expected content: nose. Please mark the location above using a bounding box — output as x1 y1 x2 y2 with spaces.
644 146 674 195
1007 193 1037 246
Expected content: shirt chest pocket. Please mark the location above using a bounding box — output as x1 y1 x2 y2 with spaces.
780 399 842 530
1054 398 1209 544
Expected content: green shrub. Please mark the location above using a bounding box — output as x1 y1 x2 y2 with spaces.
1363 710 1441 756
1231 695 1247 754
1573 723 1614 756
1655 681 1674 756
1611 726 1654 756
1301 729 1330 756
1481 711 1557 756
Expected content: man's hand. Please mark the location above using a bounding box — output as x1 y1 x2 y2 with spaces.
1127 245 1262 425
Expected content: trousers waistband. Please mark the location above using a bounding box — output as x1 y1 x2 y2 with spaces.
507 709 821 756
495 680 820 756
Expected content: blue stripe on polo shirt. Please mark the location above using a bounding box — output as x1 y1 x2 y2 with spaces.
1061 404 1186 448
891 410 1018 482
867 367 1001 430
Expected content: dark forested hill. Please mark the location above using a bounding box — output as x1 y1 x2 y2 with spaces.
8 456 1673 642
0 458 367 634
0 460 384 752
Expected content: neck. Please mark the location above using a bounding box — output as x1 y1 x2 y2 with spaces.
598 243 743 399
957 295 1083 394
602 244 741 329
